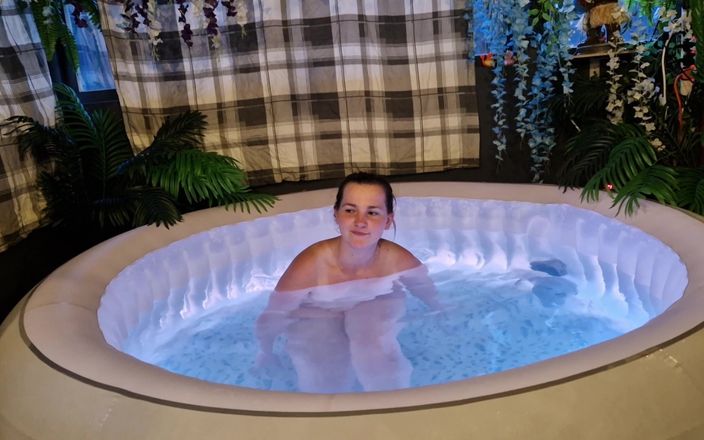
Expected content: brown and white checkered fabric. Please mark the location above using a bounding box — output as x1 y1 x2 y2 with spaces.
99 0 479 186
0 2 54 252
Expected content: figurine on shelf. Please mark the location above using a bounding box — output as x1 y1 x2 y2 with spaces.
578 0 630 46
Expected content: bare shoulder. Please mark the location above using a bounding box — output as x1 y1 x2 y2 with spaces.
378 239 421 273
275 239 332 292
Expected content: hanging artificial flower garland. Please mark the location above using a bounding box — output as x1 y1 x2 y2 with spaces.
473 0 576 181
115 0 247 51
22 0 249 70
525 0 577 181
473 0 514 160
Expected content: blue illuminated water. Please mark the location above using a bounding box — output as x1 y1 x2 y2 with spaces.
150 269 627 393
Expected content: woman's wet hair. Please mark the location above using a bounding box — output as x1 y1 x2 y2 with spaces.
333 172 395 213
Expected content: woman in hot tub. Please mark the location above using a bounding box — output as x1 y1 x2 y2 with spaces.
254 172 441 393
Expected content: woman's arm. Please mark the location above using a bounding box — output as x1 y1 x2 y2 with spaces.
254 246 318 357
381 241 444 311
254 289 308 356
399 264 444 311
253 290 304 374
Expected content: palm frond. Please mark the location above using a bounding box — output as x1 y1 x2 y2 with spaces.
92 194 134 229
557 120 614 189
2 116 71 164
219 190 279 214
581 125 656 203
1 115 36 138
9 114 87 224
90 186 181 229
146 110 207 155
553 74 609 120
83 109 134 188
121 110 208 176
147 149 249 204
128 186 182 228
600 129 657 187
38 169 87 227
609 165 678 216
53 83 97 149
676 167 704 215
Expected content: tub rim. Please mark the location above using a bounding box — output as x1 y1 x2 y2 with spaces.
19 182 704 414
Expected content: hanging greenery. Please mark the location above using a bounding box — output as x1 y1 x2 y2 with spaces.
483 0 513 160
525 0 577 181
557 3 704 216
510 0 533 141
18 0 248 66
18 0 99 69
475 0 576 181
624 0 679 24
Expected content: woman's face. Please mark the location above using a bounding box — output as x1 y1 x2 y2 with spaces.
334 183 394 249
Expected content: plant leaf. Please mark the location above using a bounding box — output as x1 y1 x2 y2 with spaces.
676 167 704 215
129 186 182 228
610 165 678 216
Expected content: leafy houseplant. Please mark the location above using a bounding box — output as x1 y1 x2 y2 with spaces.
556 1 704 215
4 83 276 239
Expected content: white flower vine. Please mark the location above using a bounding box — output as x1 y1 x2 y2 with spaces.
627 23 661 150
657 8 692 106
41 4 53 26
145 0 162 50
191 0 205 28
605 43 624 125
235 0 247 27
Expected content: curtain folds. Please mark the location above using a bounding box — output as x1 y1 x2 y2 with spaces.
99 0 479 186
0 1 54 252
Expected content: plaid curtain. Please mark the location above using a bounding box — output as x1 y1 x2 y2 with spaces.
99 0 478 186
0 1 54 252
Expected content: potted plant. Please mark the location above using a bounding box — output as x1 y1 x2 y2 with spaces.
4 83 276 242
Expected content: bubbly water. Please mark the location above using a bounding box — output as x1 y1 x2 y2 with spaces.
99 198 687 394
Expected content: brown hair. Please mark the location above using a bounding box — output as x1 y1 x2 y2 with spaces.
333 172 395 213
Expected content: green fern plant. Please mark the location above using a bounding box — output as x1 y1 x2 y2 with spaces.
559 122 678 215
677 167 704 214
4 83 276 235
556 119 614 189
